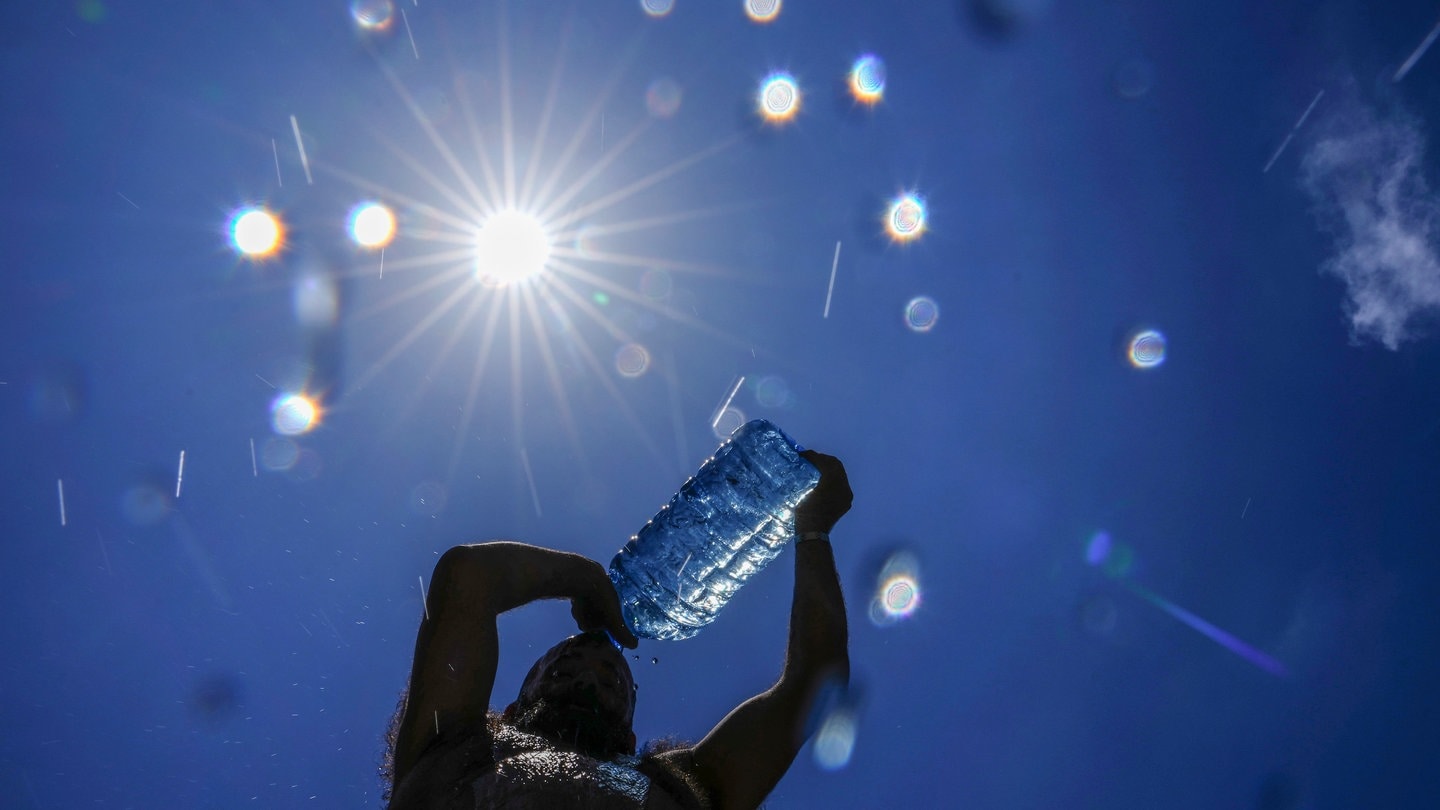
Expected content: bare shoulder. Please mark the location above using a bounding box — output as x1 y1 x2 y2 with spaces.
644 749 716 809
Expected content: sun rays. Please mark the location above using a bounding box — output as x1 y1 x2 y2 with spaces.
304 4 751 485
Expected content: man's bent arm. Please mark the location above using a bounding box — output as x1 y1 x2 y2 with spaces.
673 452 852 810
392 542 628 788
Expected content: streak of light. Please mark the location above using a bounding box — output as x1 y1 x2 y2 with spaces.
255 373 276 389
172 513 233 611
323 8 745 478
711 375 744 430
519 445 543 517
175 450 186 498
272 138 283 186
434 710 440 734
401 8 419 60
677 552 696 601
540 134 738 233
1262 90 1324 173
498 0 517 205
1241 497 1251 519
1123 580 1288 677
346 268 478 394
97 530 112 575
290 114 314 185
317 608 346 645
57 478 67 527
823 241 840 318
379 247 386 279
116 192 139 209
249 438 258 477
518 277 669 466
419 575 430 620
1395 18 1440 82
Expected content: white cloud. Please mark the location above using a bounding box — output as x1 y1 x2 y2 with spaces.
1301 103 1440 349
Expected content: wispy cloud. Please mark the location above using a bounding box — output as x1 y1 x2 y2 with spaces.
1301 101 1440 349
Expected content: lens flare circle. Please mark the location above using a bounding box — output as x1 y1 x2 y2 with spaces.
904 296 939 332
744 0 782 23
615 343 651 378
121 483 171 526
349 202 396 249
350 0 394 30
641 0 674 17
755 375 794 408
1085 530 1113 567
883 577 918 613
293 274 339 328
474 209 552 286
271 393 319 436
409 481 448 517
849 54 886 104
260 437 299 471
812 707 858 771
758 72 800 122
1086 530 1136 579
646 77 683 118
1113 58 1156 100
869 550 922 626
231 208 282 257
639 268 673 301
713 406 745 439
572 224 602 259
1128 329 1167 368
886 193 926 241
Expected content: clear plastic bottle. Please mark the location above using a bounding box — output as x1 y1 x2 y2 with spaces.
608 420 820 641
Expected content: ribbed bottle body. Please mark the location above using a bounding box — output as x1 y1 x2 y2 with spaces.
608 420 819 640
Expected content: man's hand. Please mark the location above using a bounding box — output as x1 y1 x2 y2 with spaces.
568 558 640 649
795 450 853 536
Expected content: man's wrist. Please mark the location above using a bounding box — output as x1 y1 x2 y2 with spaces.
797 530 830 544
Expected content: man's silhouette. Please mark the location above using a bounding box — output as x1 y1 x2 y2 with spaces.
383 450 853 809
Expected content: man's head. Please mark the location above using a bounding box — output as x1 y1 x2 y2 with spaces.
502 631 637 758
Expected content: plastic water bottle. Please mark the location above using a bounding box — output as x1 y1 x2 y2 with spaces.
608 419 821 641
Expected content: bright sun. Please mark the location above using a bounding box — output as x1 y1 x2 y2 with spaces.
311 7 747 481
474 209 551 286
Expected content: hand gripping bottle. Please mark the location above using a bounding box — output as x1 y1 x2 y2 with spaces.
608 420 820 641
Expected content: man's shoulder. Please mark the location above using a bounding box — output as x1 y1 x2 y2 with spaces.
394 722 710 810
473 748 709 809
639 749 714 810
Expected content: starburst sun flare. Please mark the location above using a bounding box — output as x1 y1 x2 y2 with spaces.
272 5 751 485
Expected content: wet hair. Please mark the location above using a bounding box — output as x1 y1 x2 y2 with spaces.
516 631 636 726
380 633 637 803
380 697 700 807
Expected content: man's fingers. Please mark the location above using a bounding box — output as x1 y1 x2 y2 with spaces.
796 450 853 534
611 620 639 649
603 588 640 648
573 568 641 648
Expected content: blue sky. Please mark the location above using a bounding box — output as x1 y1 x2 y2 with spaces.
4 1 1440 807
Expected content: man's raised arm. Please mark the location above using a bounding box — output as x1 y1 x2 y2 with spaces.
668 450 853 810
391 542 637 788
